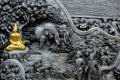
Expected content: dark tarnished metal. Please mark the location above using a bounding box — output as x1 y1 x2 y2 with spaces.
0 0 120 80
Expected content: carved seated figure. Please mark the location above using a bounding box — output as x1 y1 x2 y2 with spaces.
6 23 27 51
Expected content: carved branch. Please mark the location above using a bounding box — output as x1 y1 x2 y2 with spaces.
19 14 30 31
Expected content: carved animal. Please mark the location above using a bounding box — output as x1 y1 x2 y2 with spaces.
35 23 60 48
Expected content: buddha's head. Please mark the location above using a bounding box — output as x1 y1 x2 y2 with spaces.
13 23 18 33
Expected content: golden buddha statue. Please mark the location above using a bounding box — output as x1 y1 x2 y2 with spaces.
6 23 28 51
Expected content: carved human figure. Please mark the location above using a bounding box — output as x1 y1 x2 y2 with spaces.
106 22 118 36
73 18 80 28
79 18 88 30
88 60 99 80
114 64 120 80
111 19 120 36
58 24 70 45
99 46 108 65
100 53 108 66
102 71 116 80
75 51 85 80
44 70 52 80
88 47 99 80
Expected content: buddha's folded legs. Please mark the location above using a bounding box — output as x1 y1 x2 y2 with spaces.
17 45 26 50
6 44 25 51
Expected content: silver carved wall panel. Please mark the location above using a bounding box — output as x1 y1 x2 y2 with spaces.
0 0 120 80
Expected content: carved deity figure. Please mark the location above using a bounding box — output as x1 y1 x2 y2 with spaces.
6 23 27 51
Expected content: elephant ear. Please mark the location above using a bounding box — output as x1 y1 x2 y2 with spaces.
64 31 70 44
35 26 44 39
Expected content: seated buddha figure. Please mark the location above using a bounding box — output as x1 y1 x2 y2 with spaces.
6 23 28 51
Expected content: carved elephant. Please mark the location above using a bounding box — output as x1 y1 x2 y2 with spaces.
35 22 60 49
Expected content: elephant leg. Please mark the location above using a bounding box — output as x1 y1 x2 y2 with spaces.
39 35 46 49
